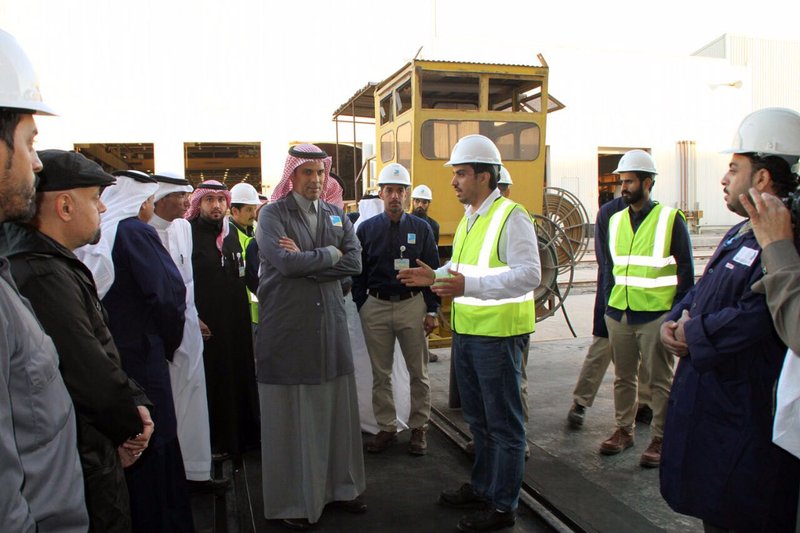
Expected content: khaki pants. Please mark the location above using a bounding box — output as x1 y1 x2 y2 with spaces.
572 335 651 408
605 314 674 438
360 294 430 432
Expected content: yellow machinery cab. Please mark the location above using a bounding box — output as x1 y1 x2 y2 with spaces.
333 57 582 343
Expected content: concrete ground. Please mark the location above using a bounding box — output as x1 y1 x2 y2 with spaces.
428 302 703 533
192 230 726 532
192 427 555 532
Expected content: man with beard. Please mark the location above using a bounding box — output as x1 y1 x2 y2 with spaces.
257 144 365 529
0 150 154 531
0 29 88 531
409 184 440 364
398 134 540 532
353 163 439 455
660 108 800 532
599 150 693 468
410 184 440 245
149 172 227 493
187 181 259 461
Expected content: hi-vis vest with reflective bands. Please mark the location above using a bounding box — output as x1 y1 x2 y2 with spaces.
608 203 681 312
233 224 259 324
450 197 535 337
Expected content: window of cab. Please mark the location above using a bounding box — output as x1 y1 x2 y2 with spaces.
488 76 544 113
421 120 540 161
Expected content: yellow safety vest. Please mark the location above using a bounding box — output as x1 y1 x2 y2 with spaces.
608 203 681 312
450 197 535 337
233 224 259 324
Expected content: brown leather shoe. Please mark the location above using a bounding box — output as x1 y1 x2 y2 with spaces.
366 430 397 453
640 437 663 468
409 427 428 455
599 428 634 455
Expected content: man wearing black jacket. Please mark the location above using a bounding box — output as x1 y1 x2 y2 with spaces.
0 149 153 532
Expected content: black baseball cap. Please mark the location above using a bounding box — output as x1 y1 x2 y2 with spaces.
36 150 116 192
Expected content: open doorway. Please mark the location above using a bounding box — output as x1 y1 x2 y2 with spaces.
75 143 155 174
597 147 650 209
316 142 362 203
184 142 261 191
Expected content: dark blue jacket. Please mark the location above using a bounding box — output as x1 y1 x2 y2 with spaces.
353 212 440 313
660 221 800 531
103 218 186 448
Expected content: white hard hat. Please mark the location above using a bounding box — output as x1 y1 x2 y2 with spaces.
230 182 261 205
724 107 800 159
498 167 513 185
445 134 502 166
411 184 432 200
0 29 56 115
613 150 657 175
377 163 411 186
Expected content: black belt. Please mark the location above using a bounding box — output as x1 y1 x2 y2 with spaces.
368 289 420 302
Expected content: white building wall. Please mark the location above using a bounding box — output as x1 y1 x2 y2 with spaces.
2 4 796 227
544 47 749 227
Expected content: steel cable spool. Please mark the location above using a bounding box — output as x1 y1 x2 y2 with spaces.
542 187 590 269
532 214 573 321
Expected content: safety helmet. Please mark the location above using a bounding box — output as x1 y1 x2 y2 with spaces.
498 167 513 185
230 183 261 205
0 29 55 115
411 184 432 201
724 107 800 159
613 150 657 175
445 134 502 166
377 163 411 186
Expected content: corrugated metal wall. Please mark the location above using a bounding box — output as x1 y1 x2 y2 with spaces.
725 35 800 110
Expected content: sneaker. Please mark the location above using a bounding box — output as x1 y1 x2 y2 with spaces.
640 437 663 468
567 403 586 428
366 430 397 453
457 509 516 532
438 483 488 510
429 352 439 362
409 427 428 456
635 405 653 425
599 428 634 455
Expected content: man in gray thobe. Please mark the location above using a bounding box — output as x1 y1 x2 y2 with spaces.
255 144 366 530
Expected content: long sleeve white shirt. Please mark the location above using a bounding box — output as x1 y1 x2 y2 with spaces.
436 189 541 299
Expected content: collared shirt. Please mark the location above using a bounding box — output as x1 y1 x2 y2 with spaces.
353 211 440 312
436 188 541 299
291 191 340 263
604 199 694 325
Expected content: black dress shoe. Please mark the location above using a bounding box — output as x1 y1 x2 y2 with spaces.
279 518 311 530
329 496 367 514
187 477 231 494
457 509 516 532
438 483 488 510
211 452 231 462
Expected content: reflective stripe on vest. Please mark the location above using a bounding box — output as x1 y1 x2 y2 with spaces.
451 197 535 336
608 203 679 311
233 224 259 323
